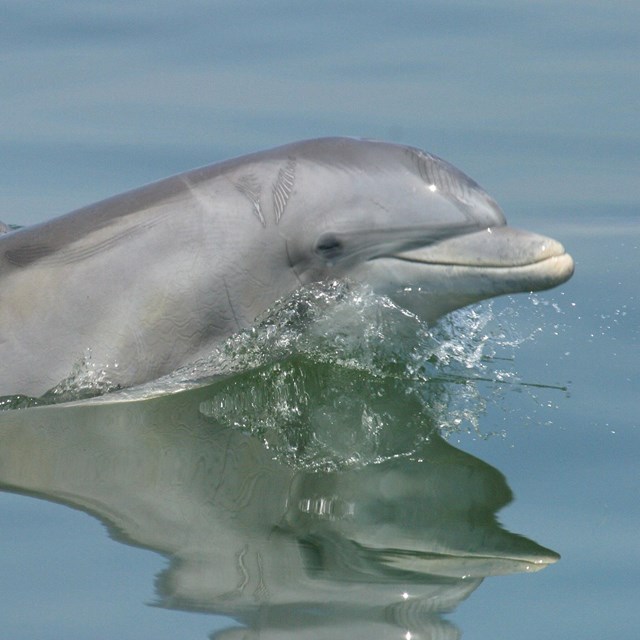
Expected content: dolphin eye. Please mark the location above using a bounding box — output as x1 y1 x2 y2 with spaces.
315 234 343 260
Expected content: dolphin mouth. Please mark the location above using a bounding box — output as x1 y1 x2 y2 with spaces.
390 226 575 289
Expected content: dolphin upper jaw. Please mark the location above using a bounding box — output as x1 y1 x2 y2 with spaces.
391 226 570 268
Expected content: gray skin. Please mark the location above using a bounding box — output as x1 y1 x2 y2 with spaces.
0 137 574 397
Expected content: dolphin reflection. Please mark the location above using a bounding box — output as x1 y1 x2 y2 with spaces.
0 372 558 639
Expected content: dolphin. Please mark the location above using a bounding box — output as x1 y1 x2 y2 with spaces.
0 137 574 397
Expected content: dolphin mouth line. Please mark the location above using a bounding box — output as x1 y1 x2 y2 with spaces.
382 225 574 273
388 251 570 269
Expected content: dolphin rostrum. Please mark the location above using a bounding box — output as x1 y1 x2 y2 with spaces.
0 138 574 397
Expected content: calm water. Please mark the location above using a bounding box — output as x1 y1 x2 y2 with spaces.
1 2 638 639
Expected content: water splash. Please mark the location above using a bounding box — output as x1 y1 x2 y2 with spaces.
190 281 569 468
0 349 123 410
1 280 570 459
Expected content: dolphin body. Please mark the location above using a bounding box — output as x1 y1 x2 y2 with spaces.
0 137 573 397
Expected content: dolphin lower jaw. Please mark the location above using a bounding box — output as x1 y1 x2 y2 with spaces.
385 253 575 292
366 258 573 323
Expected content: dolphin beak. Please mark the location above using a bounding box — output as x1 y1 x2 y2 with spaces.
393 226 575 290
360 226 574 323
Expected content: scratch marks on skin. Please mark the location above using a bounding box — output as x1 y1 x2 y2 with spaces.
235 157 297 227
407 147 485 226
407 148 474 204
4 243 57 266
4 216 170 268
235 174 265 227
272 157 296 223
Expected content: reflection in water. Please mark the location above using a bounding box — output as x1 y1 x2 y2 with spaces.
0 359 558 639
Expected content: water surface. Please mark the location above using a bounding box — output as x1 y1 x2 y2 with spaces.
1 2 638 638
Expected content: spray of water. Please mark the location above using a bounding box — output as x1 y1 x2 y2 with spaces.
0 280 571 468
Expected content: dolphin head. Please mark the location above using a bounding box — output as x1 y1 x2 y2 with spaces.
278 138 574 322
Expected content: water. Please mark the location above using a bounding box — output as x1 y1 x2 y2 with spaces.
1 2 638 638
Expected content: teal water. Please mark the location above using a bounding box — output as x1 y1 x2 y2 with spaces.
1 2 638 638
